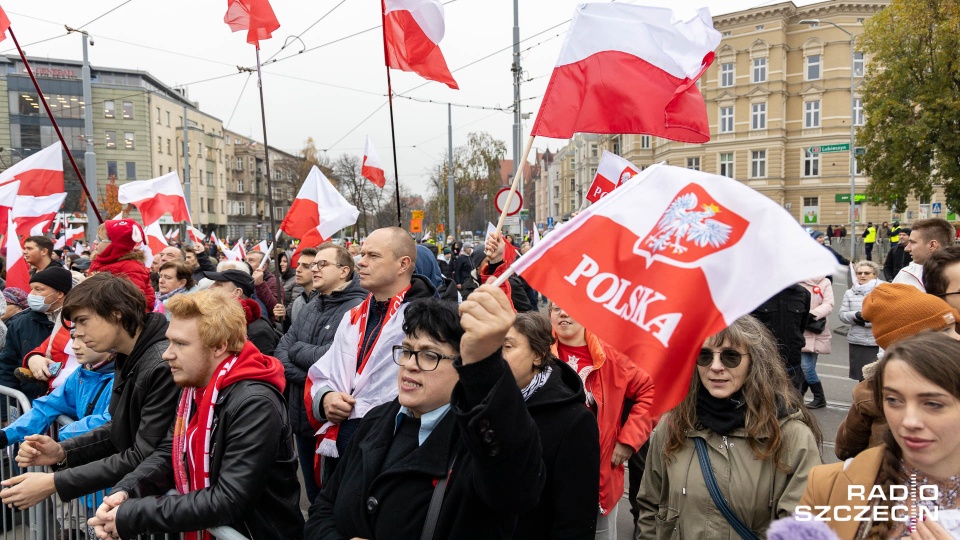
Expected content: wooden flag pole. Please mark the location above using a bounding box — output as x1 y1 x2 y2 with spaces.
253 45 285 308
8 27 102 223
493 134 535 238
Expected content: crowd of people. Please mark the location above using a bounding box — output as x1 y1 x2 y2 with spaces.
0 217 953 539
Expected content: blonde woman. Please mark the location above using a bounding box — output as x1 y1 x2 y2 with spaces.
839 260 882 381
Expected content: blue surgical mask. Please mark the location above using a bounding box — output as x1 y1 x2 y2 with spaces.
27 292 53 313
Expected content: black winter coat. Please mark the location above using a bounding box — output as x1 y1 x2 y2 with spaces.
54 313 178 501
884 244 911 281
275 275 368 437
452 253 476 285
0 309 53 391
248 315 280 357
113 380 303 540
750 285 811 388
305 354 545 540
514 362 600 540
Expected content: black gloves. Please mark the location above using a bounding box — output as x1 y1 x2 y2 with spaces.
854 311 866 326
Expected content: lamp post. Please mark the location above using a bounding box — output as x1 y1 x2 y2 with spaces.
801 18 857 263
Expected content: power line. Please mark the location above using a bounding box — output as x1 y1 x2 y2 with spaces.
78 0 136 29
262 0 348 64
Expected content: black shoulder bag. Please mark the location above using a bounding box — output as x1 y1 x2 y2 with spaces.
693 437 760 540
420 449 459 540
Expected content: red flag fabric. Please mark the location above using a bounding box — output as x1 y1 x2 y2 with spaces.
362 136 386 189
511 164 836 414
143 221 169 267
279 166 359 241
587 151 641 203
0 6 10 44
383 0 458 89
224 0 280 47
117 172 192 225
66 225 85 246
187 225 206 245
13 194 67 237
5 213 29 291
531 4 720 143
0 142 66 200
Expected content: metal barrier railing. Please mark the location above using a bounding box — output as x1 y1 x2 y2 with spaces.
0 387 248 540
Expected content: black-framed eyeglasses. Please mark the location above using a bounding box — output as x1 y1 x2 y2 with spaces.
309 260 344 270
392 345 459 371
935 291 960 299
697 348 749 369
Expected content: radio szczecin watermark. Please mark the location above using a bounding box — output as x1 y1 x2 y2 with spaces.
796 475 939 530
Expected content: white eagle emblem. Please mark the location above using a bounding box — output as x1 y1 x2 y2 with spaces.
645 193 732 255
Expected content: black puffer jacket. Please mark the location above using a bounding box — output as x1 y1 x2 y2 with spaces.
275 274 368 437
113 378 303 540
54 313 177 501
514 361 600 540
750 285 811 389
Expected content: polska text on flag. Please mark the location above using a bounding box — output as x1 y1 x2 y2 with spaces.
531 4 720 143
586 151 641 203
511 164 837 414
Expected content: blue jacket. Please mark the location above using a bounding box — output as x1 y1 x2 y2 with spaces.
3 360 114 446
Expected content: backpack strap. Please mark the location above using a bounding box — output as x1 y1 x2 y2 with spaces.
693 437 760 540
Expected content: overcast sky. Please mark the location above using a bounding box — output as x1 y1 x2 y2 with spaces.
4 0 818 197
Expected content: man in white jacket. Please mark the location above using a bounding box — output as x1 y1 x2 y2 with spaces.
893 218 954 291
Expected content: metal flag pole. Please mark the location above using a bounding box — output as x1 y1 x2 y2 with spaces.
7 27 103 223
254 45 285 307
380 6 403 228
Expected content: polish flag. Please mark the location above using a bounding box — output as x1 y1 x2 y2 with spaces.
383 0 458 89
511 164 836 414
224 0 280 48
586 151 642 203
0 142 65 197
51 218 62 236
66 225 85 246
531 4 720 143
187 225 206 245
54 235 66 250
280 166 359 243
251 239 269 253
234 238 247 260
117 172 192 226
532 224 541 246
12 193 68 237
142 221 168 269
0 182 22 235
362 136 387 189
166 228 180 241
0 6 11 43
5 211 29 291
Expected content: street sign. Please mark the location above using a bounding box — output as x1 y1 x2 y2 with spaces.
835 193 867 203
494 188 522 216
410 219 422 233
932 202 942 215
855 147 866 156
437 223 445 233
519 208 529 219
808 143 851 154
411 210 424 220
546 216 555 227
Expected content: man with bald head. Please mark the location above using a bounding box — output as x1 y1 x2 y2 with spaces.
157 246 183 265
308 227 437 479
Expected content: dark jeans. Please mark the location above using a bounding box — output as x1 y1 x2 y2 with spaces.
295 432 320 504
865 242 874 261
628 441 651 539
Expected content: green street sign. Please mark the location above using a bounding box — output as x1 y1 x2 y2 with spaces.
808 143 851 154
835 193 867 203
855 147 865 155
519 209 530 219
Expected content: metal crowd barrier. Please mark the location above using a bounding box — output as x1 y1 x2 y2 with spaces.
0 387 248 540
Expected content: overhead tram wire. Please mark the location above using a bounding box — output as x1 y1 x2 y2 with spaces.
261 0 349 64
77 0 136 29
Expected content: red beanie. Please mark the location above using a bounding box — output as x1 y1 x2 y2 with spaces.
98 219 144 262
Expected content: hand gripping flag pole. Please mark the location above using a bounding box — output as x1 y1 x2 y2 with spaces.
6 27 103 223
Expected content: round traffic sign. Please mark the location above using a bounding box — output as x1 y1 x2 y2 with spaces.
494 188 522 216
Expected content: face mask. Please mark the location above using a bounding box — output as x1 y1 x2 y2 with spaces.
27 292 54 313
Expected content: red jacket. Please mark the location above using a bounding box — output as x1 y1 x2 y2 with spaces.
552 329 657 514
89 254 155 312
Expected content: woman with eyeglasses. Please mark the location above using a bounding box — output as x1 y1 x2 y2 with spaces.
637 315 822 540
840 260 882 381
547 300 655 540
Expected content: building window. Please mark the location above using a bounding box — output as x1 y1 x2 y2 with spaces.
640 135 651 149
158 164 163 177
274 206 285 220
802 197 819 224
686 157 701 171
207 171 213 186
803 149 820 176
804 100 821 128
208 198 215 214
124 132 135 150
238 201 246 215
107 161 118 180
199 170 204 185
165 111 171 127
806 54 821 80
104 100 115 118
167 139 172 155
719 153 734 177
122 101 134 120
105 131 117 149
853 153 863 176
751 150 767 178
156 107 161 124
125 161 136 180
854 98 864 125
853 52 864 77
752 58 767 83
755 24 764 30
590 144 598 157
237 180 244 193
157 136 162 152
720 62 734 87
751 102 767 130
857 18 865 24
720 106 734 133
236 157 243 170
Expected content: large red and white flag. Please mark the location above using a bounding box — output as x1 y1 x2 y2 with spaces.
5 210 29 291
66 225 85 246
118 172 191 226
0 142 65 198
383 0 459 89
143 221 168 255
12 193 68 237
512 164 836 414
224 0 280 48
362 136 387 189
0 6 11 43
280 166 359 243
531 4 720 143
187 225 206 245
587 151 641 203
